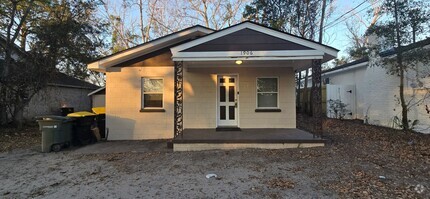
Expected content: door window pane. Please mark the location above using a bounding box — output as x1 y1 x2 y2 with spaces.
220 86 226 102
220 106 226 120
228 86 235 102
229 106 235 120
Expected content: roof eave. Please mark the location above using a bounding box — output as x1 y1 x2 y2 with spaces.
87 26 214 72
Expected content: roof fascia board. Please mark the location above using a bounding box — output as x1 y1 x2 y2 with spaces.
323 61 368 76
87 87 106 96
47 83 96 90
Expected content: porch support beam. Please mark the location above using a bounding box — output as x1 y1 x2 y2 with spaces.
311 59 323 138
174 61 184 138
172 56 323 62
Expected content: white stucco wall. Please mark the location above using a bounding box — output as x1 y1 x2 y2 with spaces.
184 66 296 129
92 94 106 107
105 65 297 140
105 66 175 140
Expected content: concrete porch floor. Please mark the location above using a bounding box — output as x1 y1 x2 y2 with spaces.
173 128 326 151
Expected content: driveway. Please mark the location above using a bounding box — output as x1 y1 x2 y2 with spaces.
0 117 429 198
0 142 332 199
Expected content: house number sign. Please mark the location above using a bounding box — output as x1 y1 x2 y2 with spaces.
240 51 253 55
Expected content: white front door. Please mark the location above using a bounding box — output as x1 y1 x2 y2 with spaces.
217 75 238 127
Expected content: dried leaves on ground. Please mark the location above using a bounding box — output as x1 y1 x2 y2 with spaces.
296 114 430 198
1 115 429 198
0 126 40 152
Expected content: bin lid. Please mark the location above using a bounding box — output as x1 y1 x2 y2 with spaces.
67 111 97 117
35 115 74 121
92 107 105 114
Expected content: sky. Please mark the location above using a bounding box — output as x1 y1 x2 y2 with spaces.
322 0 378 57
101 0 381 59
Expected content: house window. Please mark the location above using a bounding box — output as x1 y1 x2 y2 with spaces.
142 78 163 109
256 77 278 108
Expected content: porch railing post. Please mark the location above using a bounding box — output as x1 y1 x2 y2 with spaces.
174 61 184 138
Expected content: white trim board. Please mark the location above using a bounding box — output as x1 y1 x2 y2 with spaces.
173 56 323 62
174 50 323 58
87 87 105 96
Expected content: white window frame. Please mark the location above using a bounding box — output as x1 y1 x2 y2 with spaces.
256 77 279 109
141 77 164 109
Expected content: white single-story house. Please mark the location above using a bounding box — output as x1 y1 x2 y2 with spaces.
88 21 339 151
323 38 430 133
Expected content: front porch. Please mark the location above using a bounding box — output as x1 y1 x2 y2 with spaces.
173 128 326 151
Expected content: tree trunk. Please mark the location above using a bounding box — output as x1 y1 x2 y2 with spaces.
0 88 7 125
318 0 327 43
13 104 24 129
399 58 408 130
311 59 323 136
394 0 408 130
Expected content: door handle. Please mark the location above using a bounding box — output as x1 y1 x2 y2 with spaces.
235 101 237 108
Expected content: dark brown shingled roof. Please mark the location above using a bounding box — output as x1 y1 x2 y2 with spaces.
48 72 100 90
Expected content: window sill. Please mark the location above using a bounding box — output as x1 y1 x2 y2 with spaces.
140 109 165 112
255 108 281 112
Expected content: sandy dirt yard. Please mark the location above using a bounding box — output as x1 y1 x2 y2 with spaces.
0 116 429 198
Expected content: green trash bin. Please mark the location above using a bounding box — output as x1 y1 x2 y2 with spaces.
36 116 74 152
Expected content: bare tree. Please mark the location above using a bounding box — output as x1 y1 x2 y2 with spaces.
184 0 248 30
346 0 382 60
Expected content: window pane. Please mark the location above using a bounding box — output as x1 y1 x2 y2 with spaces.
257 78 277 92
228 78 235 83
257 93 278 108
219 78 225 83
144 94 163 107
143 79 163 92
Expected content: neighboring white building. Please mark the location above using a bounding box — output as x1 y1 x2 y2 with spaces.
323 38 430 133
88 87 106 107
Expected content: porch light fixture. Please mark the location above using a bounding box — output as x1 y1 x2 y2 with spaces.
235 60 243 65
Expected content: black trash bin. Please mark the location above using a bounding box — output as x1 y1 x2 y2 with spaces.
92 107 106 139
60 107 74 116
67 111 97 145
